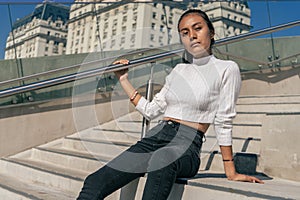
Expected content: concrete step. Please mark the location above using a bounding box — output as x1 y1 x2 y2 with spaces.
237 95 300 104
0 173 77 200
31 146 108 172
62 136 133 158
0 157 85 192
77 124 142 143
177 173 300 200
236 103 300 113
130 173 300 200
233 113 264 125
232 124 262 139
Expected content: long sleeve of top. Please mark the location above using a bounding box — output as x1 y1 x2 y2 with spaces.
135 55 241 146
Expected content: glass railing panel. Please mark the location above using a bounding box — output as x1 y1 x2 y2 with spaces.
214 28 300 72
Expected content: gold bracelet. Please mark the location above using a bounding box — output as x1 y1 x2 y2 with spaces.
130 91 138 102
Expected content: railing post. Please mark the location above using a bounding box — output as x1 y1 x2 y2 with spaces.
141 61 155 139
120 62 156 200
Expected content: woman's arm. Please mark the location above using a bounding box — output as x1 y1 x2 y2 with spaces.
113 59 168 120
113 59 141 106
215 62 263 183
220 146 264 183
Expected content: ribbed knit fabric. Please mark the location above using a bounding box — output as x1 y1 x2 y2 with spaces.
136 55 241 146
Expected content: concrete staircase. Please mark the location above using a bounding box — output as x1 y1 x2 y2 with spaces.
1 95 300 199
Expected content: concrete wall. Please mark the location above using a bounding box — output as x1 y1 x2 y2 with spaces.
260 113 300 181
240 67 300 96
0 94 135 157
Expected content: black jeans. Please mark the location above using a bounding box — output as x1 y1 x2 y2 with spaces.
77 120 204 200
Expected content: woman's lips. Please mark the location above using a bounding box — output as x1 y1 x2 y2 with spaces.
191 42 200 47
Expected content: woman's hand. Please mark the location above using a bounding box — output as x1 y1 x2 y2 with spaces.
228 173 264 184
113 59 130 81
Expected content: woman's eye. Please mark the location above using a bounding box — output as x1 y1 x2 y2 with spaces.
195 27 202 31
181 32 188 36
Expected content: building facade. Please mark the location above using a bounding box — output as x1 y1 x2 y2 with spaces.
5 3 69 60
193 1 251 39
66 0 251 55
66 0 184 54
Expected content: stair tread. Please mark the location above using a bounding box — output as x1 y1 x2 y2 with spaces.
135 172 300 200
66 135 136 146
183 172 300 199
0 173 77 200
3 157 88 181
36 146 113 162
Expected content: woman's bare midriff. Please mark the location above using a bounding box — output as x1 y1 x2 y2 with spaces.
163 117 210 133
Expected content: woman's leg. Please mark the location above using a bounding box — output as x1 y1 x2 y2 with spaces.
77 123 169 200
77 165 144 200
142 121 203 200
141 147 200 200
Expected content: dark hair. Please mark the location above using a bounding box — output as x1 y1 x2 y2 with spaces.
178 9 215 63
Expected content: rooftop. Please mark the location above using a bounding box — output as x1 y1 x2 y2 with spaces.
12 3 70 30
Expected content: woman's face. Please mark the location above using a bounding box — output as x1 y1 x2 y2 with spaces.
178 13 214 58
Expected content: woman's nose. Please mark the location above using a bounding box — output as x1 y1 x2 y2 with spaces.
189 31 197 40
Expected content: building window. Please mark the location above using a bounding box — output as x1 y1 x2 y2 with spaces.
150 34 154 41
132 23 137 30
53 46 58 54
131 34 135 43
159 36 163 43
169 17 173 25
152 12 157 19
133 15 137 21
151 23 155 30
113 19 117 26
121 37 125 44
160 25 164 32
111 39 115 47
123 16 127 23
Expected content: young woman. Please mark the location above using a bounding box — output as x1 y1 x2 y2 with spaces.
77 9 263 200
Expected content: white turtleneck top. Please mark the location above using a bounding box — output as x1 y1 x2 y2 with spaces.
135 55 241 146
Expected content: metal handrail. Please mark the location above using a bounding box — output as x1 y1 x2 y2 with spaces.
0 49 183 98
0 20 300 98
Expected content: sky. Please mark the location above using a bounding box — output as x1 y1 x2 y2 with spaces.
0 0 299 59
